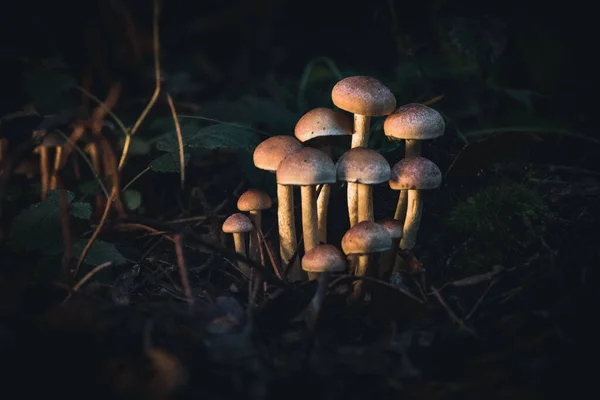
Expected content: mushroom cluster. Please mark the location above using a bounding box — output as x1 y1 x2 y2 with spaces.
221 75 444 316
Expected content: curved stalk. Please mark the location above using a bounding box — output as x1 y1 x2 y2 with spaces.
399 189 423 250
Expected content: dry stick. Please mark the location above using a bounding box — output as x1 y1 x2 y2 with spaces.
166 93 185 188
466 279 497 320
116 222 176 243
72 261 113 292
118 0 161 171
173 233 195 307
256 225 283 280
330 274 423 303
430 285 477 337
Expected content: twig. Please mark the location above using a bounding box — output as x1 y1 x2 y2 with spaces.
466 279 496 320
72 261 114 292
430 285 477 337
330 274 423 303
256 225 283 280
166 93 185 187
173 233 194 307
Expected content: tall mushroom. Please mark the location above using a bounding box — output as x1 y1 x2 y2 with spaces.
336 148 390 224
222 213 254 277
383 104 445 221
389 157 442 250
276 147 336 280
302 244 346 330
332 76 396 227
253 135 303 279
294 107 352 242
341 220 392 302
237 189 272 263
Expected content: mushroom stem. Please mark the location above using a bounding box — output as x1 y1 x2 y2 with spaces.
49 146 63 190
248 210 262 262
277 183 302 279
317 184 330 243
347 114 371 227
232 232 250 277
394 140 422 220
300 185 319 280
399 189 423 250
306 272 332 331
357 184 373 223
378 237 400 280
36 147 49 200
349 254 370 303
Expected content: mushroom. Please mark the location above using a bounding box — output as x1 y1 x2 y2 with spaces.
383 104 445 220
294 107 352 242
377 219 404 280
302 244 346 330
332 76 396 227
84 142 104 215
222 213 254 277
341 220 392 302
277 147 336 280
237 189 272 263
336 148 390 223
253 135 303 278
33 133 64 200
389 157 442 250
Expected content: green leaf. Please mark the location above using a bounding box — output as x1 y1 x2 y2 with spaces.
123 189 142 211
150 152 190 173
73 239 127 266
78 180 103 196
7 190 75 254
155 121 203 151
156 122 261 153
70 202 92 219
23 69 77 114
118 136 152 155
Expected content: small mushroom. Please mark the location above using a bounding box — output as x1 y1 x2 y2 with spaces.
332 76 396 227
253 136 303 278
302 244 346 329
389 157 442 250
341 220 392 302
377 218 404 279
295 108 352 242
384 104 445 220
222 213 254 277
34 133 65 200
277 147 336 280
237 189 272 263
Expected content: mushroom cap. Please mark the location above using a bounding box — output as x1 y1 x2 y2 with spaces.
332 76 396 117
276 147 336 186
341 221 392 255
336 148 391 184
389 157 442 190
253 135 303 172
222 213 254 233
384 103 445 140
39 133 65 147
302 244 346 273
237 189 272 211
294 107 353 142
378 218 404 239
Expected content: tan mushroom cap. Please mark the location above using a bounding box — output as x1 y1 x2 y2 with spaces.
332 76 396 117
384 103 445 140
389 157 442 190
336 148 391 184
222 213 254 233
294 107 353 142
276 147 336 186
237 189 272 211
302 244 346 273
341 221 392 255
378 218 404 239
253 135 303 172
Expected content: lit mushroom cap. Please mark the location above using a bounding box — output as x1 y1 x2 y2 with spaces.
389 157 442 190
336 148 391 184
222 213 254 233
302 244 346 273
341 221 392 255
378 218 404 239
294 107 353 142
384 103 445 140
276 147 336 186
253 135 303 172
237 189 272 211
332 76 396 117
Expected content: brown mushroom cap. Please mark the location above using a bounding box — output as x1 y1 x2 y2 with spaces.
341 221 392 255
294 107 353 143
237 189 272 211
276 147 336 186
389 157 442 190
332 76 396 117
384 103 445 140
302 244 346 273
336 148 391 184
253 135 303 172
39 133 65 147
378 218 404 239
222 213 254 233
